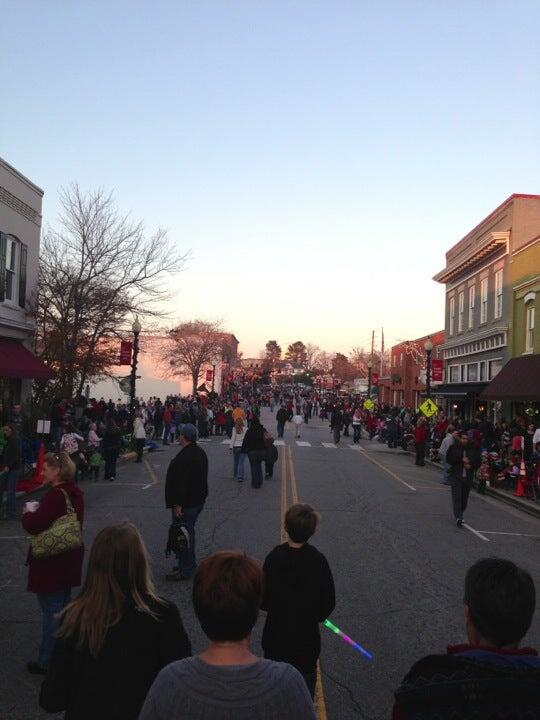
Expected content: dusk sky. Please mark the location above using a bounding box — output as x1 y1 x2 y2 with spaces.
3 1 540 361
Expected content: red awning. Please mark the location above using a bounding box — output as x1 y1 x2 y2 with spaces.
0 338 55 380
480 355 540 402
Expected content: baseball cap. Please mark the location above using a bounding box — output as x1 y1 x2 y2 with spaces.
181 423 197 442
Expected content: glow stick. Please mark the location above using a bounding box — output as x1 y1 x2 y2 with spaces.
323 619 373 660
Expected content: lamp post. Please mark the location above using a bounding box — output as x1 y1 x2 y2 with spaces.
129 316 141 413
424 337 433 398
210 357 218 394
367 360 372 398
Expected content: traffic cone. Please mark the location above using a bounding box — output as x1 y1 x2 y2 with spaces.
515 458 527 497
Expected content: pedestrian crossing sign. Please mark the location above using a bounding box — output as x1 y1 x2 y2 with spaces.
419 398 437 418
363 399 375 410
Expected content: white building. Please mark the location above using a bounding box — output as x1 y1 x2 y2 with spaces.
0 157 51 408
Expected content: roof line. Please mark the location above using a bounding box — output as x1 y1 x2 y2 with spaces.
0 156 44 196
446 193 540 258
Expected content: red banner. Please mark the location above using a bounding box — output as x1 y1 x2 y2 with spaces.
119 341 132 365
432 359 444 382
371 372 379 386
206 369 213 381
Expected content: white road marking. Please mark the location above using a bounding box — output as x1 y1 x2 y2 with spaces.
274 440 286 446
221 439 230 445
142 483 153 490
322 442 337 448
348 445 363 450
198 438 211 442
357 448 416 491
296 441 311 447
479 531 540 538
462 523 490 542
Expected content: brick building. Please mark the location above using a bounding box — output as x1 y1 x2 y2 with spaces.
378 331 445 409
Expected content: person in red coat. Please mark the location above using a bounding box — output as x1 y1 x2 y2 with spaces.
413 418 428 467
22 451 84 674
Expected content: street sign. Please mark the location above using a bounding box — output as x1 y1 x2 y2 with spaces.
363 399 375 411
419 398 438 418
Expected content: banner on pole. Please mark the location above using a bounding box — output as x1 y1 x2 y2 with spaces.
431 359 444 383
119 341 132 365
371 372 379 386
206 369 213 381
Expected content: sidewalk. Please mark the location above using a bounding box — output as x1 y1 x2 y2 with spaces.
364 439 540 521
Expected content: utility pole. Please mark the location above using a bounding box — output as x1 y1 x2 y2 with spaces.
380 327 384 376
370 330 375 366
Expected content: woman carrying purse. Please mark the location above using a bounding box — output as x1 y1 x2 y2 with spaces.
22 452 84 674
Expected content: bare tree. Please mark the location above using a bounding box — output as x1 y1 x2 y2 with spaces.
34 185 187 400
162 319 224 394
304 343 320 371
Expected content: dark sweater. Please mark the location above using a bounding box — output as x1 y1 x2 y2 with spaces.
40 598 191 720
393 644 540 720
261 543 335 673
165 443 208 509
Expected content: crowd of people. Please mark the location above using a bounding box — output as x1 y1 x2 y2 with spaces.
15 444 540 719
2 386 540 718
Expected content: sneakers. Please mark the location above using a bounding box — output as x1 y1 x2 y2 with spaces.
456 518 463 527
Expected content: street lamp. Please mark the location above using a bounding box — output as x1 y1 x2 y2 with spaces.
129 316 141 413
424 337 433 399
367 359 373 398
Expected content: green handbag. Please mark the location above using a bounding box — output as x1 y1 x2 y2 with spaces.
31 489 83 560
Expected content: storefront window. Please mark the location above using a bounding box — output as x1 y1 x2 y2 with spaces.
467 363 478 382
479 361 486 381
488 358 503 380
449 365 459 383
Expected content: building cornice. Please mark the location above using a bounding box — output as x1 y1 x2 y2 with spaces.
434 232 509 285
0 157 44 196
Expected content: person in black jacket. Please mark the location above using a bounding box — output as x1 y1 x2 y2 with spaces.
0 423 21 520
446 431 481 527
39 522 191 720
262 504 336 698
240 416 267 489
165 424 208 580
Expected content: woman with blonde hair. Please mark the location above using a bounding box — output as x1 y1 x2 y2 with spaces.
230 416 247 481
22 451 84 675
40 522 191 720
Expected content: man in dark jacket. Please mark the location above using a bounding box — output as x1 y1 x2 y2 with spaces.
330 406 343 445
1 423 21 520
276 406 288 438
393 557 540 720
446 431 481 527
165 424 208 581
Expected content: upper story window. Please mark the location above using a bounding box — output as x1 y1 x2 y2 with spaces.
449 296 455 335
458 291 464 332
494 269 503 319
468 285 475 329
480 277 488 323
0 232 28 308
526 303 535 352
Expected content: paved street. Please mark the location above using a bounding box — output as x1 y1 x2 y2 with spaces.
3 407 540 720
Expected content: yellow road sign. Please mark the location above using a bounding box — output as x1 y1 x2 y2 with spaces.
363 399 374 411
419 398 437 418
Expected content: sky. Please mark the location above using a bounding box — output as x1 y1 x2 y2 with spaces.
3 1 540 364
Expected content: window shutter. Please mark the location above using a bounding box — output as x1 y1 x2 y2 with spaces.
19 243 28 308
0 232 6 302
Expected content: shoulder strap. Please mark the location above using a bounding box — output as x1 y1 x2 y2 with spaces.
58 487 75 515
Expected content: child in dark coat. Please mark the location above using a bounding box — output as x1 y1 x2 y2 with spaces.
261 504 335 698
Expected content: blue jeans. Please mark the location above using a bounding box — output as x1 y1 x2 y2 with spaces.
172 504 204 577
37 589 71 668
248 450 265 488
233 448 245 480
0 468 19 518
442 460 451 485
277 422 285 438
